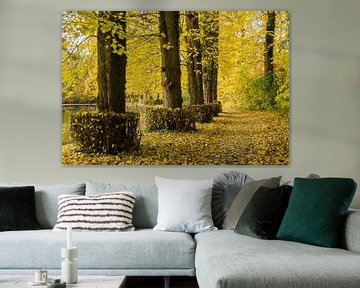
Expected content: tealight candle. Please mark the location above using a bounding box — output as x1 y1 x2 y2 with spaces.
67 225 72 249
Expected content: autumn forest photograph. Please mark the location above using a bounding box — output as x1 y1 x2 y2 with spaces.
62 10 289 165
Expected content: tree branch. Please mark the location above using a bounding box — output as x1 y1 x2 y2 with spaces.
62 35 95 64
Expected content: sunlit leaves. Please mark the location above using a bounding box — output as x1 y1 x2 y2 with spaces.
99 11 127 57
126 11 161 99
62 11 289 111
62 11 98 98
217 11 289 112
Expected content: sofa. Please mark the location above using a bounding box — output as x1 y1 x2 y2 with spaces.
0 175 359 288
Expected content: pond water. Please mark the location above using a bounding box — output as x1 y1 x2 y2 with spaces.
62 105 96 124
62 103 147 125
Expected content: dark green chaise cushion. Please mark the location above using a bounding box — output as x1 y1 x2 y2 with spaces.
277 178 357 247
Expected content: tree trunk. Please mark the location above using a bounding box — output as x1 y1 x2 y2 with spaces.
185 11 204 105
97 11 108 111
108 12 126 113
159 11 182 109
264 11 276 77
201 11 219 103
97 11 127 113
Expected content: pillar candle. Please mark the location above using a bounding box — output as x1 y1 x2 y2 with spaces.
67 225 72 249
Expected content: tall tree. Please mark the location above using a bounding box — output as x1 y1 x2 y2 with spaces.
158 11 182 109
264 11 276 78
97 11 127 113
201 11 219 103
184 11 204 105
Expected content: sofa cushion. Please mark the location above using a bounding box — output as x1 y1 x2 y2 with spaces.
195 230 360 288
153 177 216 233
222 176 281 229
342 209 360 253
212 171 251 228
277 178 357 247
86 181 158 229
53 192 136 232
234 185 292 239
0 183 86 229
0 229 195 272
0 186 40 231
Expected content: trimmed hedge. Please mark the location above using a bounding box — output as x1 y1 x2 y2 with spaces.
211 101 222 117
70 111 141 154
144 106 196 132
184 104 214 123
183 102 222 123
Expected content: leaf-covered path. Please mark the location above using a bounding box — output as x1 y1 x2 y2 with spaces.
62 110 289 165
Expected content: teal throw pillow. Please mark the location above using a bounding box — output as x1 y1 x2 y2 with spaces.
277 178 357 247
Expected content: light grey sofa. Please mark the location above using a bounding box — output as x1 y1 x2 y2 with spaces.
0 181 195 281
195 211 360 288
0 181 360 288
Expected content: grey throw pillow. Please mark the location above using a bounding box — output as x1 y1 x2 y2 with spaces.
212 171 252 228
153 177 217 233
222 177 281 230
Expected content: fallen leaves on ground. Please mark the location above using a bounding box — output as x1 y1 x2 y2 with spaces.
62 110 289 165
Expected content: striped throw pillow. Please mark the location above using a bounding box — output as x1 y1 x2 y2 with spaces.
53 192 136 231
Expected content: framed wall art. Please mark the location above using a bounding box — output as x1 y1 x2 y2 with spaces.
62 10 289 165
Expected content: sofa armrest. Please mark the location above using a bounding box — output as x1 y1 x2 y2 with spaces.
342 209 360 253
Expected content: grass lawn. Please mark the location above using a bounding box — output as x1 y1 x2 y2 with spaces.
62 110 289 165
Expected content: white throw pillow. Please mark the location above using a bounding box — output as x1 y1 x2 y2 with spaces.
153 177 217 233
53 192 135 232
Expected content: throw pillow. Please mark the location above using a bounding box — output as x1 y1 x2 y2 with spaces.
0 186 41 231
277 178 357 247
222 176 281 230
34 184 86 228
234 185 293 239
86 181 158 229
153 177 217 233
212 171 252 228
53 192 136 231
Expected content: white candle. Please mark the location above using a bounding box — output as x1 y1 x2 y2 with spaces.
67 225 72 249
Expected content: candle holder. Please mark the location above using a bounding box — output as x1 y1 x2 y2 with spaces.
61 247 78 284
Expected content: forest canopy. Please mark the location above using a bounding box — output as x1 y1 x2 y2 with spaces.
62 10 289 112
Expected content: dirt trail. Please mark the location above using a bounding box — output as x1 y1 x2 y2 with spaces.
62 110 289 165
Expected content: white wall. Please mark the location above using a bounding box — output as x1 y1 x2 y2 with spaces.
0 0 359 208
